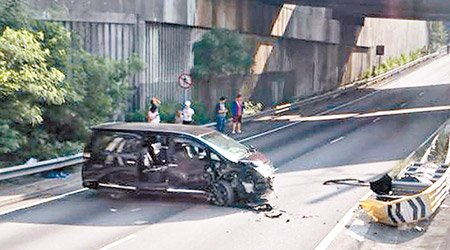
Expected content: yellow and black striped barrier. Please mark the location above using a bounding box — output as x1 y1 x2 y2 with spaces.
360 164 450 226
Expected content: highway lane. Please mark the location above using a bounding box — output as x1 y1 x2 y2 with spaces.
1 55 450 250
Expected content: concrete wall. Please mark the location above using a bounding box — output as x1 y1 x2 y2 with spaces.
26 0 430 113
27 0 343 110
342 18 429 83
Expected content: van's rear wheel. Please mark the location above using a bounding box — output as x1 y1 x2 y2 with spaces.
212 180 235 206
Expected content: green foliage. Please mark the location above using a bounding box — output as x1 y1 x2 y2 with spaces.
158 103 179 123
125 102 210 125
125 109 147 122
0 27 66 124
360 48 426 80
0 1 145 167
0 0 33 31
21 128 83 160
0 120 24 154
191 102 210 125
191 28 253 81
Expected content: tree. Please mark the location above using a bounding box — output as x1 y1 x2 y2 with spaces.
191 28 252 81
0 27 66 122
191 28 252 115
0 27 66 153
0 1 145 166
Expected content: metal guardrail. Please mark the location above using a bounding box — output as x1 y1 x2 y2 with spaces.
3 46 449 181
0 153 84 181
347 46 447 89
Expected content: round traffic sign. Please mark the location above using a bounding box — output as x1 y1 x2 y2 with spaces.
178 73 193 89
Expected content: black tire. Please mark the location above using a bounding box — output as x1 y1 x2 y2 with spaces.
212 180 235 206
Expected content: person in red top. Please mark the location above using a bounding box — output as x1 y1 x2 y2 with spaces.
230 94 244 134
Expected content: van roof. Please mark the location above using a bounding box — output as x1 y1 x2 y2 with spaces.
91 122 215 137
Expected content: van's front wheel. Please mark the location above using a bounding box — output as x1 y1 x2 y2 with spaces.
212 180 235 206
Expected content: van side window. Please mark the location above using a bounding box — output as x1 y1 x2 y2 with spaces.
93 131 141 155
210 152 221 162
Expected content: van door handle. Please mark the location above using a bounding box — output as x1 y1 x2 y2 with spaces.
126 160 136 164
168 164 178 168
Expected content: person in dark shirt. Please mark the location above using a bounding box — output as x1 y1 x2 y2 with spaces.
215 96 228 133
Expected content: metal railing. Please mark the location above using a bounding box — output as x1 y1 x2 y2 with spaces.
0 153 84 181
347 46 448 88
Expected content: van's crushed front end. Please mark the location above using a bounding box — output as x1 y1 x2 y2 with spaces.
234 152 276 203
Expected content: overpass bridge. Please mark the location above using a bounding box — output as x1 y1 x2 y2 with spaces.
278 0 450 21
27 0 443 110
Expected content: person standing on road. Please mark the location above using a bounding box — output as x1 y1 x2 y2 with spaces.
147 97 161 124
215 96 228 133
182 100 195 125
231 94 244 134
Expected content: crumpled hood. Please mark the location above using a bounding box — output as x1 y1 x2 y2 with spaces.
244 151 270 164
241 151 275 178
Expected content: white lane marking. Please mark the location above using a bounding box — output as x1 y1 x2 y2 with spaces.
373 117 381 123
330 136 345 144
98 234 136 250
239 122 299 143
292 113 359 122
260 104 450 124
314 191 371 250
0 188 88 216
356 105 450 118
239 91 381 143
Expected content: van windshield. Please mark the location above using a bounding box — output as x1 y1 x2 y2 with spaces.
201 131 249 161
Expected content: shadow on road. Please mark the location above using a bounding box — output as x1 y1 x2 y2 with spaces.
0 190 244 227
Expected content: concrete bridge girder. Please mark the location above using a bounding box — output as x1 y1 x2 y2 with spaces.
26 0 430 111
282 0 450 20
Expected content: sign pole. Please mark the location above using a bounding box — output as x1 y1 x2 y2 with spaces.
376 45 385 72
178 73 193 103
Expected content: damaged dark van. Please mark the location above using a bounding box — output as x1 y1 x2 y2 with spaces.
82 122 276 206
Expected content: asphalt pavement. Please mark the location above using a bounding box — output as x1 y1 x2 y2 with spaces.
2 55 450 250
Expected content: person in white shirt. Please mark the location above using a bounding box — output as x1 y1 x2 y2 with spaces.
182 100 195 125
147 97 161 124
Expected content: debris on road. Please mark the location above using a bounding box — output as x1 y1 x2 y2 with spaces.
43 170 70 179
300 215 318 219
323 178 368 187
264 210 283 218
